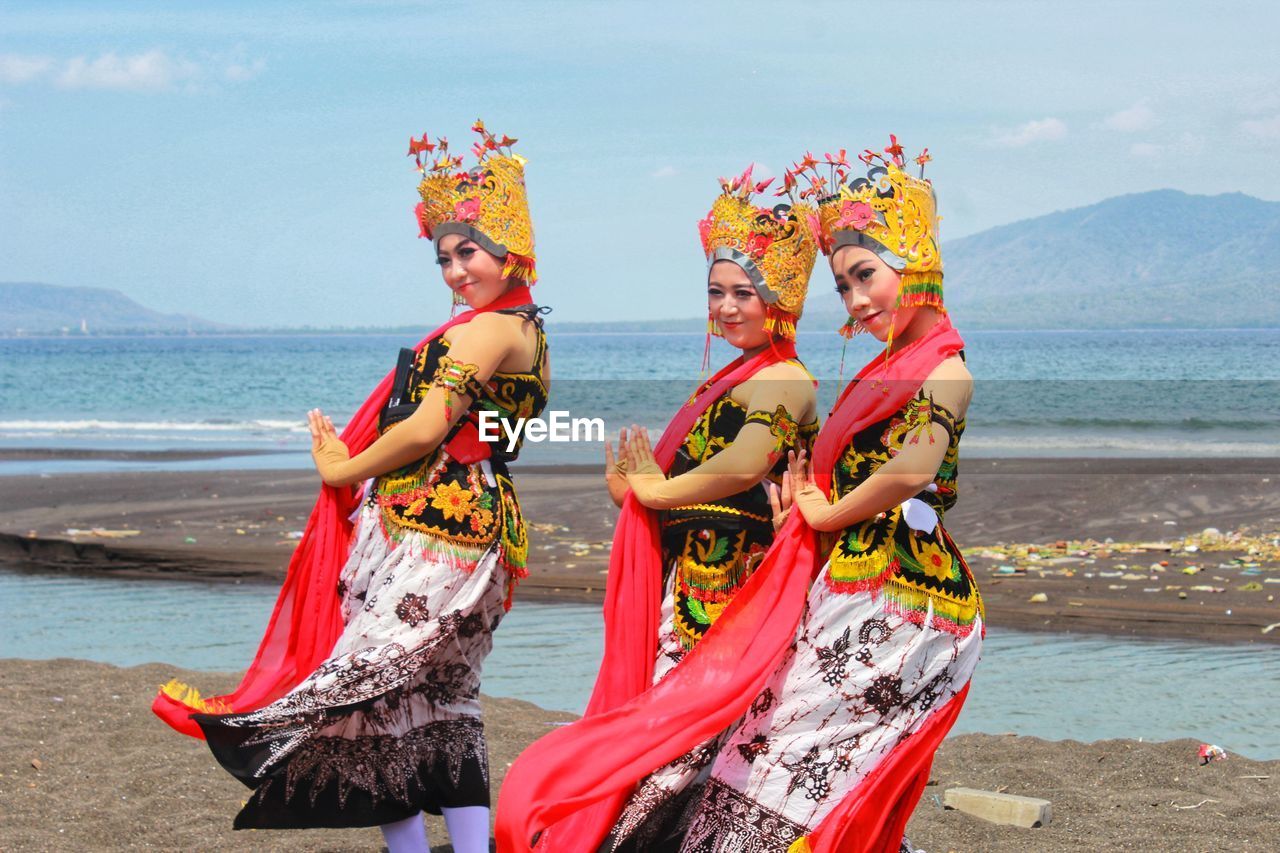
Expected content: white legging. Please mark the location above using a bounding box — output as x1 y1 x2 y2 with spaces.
380 806 490 853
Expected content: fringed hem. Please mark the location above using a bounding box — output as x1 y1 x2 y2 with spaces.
501 252 537 285
159 678 233 715
824 549 892 595
763 307 799 341
897 272 945 312
881 576 981 638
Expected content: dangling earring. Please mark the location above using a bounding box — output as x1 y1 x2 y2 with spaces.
701 311 719 377
837 316 864 382
450 289 465 317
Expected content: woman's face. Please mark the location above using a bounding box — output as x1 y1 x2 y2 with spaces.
830 245 910 342
708 260 771 352
436 233 508 309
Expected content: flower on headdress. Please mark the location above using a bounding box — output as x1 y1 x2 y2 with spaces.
407 134 430 157
798 151 819 171
806 212 829 253
744 232 774 258
885 134 905 166
859 149 878 166
471 119 486 134
754 178 774 194
915 148 931 168
498 135 517 148
836 201 875 231
776 169 798 197
697 216 713 252
454 198 481 221
415 202 430 239
471 141 486 158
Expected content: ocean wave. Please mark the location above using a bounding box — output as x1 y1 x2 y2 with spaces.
963 433 1280 456
0 418 313 435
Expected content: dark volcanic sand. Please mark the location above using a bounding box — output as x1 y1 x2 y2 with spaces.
1 659 1275 852
2 458 1279 643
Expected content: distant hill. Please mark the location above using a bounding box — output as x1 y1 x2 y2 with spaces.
804 189 1280 330
0 283 221 335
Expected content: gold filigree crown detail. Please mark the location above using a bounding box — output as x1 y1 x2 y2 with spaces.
698 165 819 341
409 120 535 283
792 137 943 304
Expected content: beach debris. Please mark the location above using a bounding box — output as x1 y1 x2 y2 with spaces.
183 536 197 544
1028 593 1048 603
1171 798 1220 810
63 527 141 538
286 530 304 539
30 758 42 771
1238 582 1263 592
1262 622 1280 635
1138 542 1173 551
1198 744 1227 765
942 787 1051 828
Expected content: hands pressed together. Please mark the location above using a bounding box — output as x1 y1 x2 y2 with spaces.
785 449 839 532
308 408 352 486
602 425 666 508
602 427 836 529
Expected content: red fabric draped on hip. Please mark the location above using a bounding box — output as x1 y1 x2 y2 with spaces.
494 319 964 853
152 285 536 738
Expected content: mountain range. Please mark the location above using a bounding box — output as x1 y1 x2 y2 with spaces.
4 190 1278 334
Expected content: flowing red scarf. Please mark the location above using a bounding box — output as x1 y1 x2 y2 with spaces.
152 285 536 738
495 318 963 853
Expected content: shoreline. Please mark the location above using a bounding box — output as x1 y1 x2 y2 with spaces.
2 657 1275 851
2 459 1278 644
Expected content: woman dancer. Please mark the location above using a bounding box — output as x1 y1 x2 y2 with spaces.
153 122 547 853
497 167 819 852
677 139 984 853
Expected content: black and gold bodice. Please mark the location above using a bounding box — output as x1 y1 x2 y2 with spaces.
662 383 819 649
824 386 982 636
371 307 548 602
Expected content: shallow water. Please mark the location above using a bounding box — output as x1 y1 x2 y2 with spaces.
1 568 1276 758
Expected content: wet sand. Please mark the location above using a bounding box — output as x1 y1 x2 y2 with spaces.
1 658 1275 852
2 458 1278 643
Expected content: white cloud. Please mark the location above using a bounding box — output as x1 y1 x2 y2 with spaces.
56 50 199 91
1103 102 1155 133
651 165 678 178
991 117 1067 147
0 49 264 92
1241 114 1280 140
224 58 266 82
0 54 52 84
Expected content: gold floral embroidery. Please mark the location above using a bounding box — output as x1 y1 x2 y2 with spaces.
430 481 475 522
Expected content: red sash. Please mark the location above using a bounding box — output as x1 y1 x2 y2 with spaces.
495 319 963 853
152 285 535 737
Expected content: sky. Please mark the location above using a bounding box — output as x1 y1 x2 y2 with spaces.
2 0 1279 328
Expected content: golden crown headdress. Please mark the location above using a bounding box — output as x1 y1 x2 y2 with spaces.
409 120 536 284
697 165 819 341
792 137 943 316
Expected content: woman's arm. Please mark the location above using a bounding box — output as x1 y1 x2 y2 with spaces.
793 357 972 533
310 313 522 486
624 367 816 511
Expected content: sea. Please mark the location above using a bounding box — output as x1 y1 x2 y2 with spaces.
2 328 1279 473
2 328 1279 758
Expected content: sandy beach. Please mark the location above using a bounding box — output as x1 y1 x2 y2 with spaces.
1 657 1275 852
2 456 1278 643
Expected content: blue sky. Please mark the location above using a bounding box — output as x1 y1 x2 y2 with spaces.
2 0 1278 327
